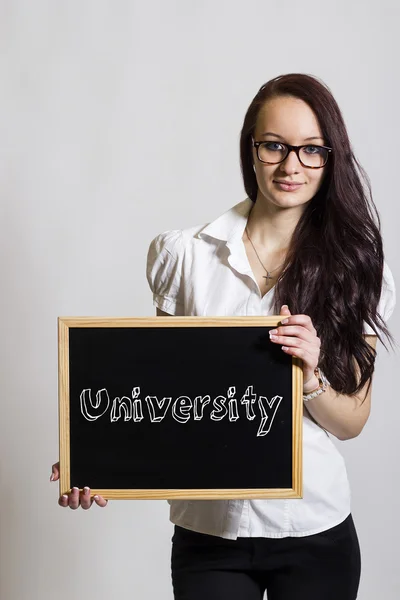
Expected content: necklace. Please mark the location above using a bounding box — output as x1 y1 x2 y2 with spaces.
245 226 286 281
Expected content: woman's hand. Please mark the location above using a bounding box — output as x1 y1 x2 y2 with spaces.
50 462 108 509
269 305 321 393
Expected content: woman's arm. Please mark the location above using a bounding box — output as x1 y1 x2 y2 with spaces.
156 308 375 441
303 334 377 441
270 305 378 442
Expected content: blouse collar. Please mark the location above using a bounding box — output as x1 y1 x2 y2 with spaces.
197 198 253 244
197 198 255 279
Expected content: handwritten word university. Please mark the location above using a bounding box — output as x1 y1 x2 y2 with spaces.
80 386 283 437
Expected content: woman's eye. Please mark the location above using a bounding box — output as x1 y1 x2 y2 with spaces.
304 145 322 154
264 142 284 151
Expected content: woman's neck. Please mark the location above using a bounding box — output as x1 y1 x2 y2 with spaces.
245 198 303 253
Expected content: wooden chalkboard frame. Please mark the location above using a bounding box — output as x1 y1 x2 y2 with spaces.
58 316 303 500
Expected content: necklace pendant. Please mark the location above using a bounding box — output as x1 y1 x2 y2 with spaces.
263 274 273 280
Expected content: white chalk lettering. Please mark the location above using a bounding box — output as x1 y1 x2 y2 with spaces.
257 395 283 437
132 387 143 422
80 388 110 422
172 396 193 423
210 395 227 421
110 396 132 422
145 396 172 423
78 386 286 437
193 395 211 420
227 386 239 422
240 386 257 420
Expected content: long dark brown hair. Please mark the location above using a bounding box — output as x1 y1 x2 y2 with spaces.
240 73 396 397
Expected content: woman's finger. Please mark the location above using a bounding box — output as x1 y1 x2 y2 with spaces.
58 494 69 507
282 345 318 379
93 495 108 508
68 487 80 510
273 337 321 358
80 487 93 510
50 462 60 482
270 325 317 345
281 344 316 360
280 314 316 334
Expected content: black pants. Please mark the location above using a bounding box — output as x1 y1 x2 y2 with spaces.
171 514 361 599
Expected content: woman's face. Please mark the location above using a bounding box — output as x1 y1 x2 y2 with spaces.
252 95 327 210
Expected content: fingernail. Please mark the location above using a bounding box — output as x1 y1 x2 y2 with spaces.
281 318 288 324
94 495 99 500
62 495 68 501
84 487 89 495
72 487 79 493
50 474 54 481
281 304 288 310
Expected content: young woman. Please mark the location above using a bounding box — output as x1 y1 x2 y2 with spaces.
51 73 396 599
145 73 396 599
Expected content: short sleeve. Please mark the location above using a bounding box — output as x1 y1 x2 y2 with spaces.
363 260 396 335
146 229 185 316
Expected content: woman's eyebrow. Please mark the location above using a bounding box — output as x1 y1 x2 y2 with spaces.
260 131 324 142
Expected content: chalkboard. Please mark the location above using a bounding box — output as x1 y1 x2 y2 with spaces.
58 317 303 500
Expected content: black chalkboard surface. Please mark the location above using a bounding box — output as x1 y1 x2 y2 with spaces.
58 317 303 500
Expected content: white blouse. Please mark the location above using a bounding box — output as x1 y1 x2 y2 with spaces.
146 198 396 539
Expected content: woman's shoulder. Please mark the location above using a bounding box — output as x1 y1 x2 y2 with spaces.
363 258 396 335
381 259 396 319
147 222 210 259
146 223 211 316
383 259 396 292
147 198 252 259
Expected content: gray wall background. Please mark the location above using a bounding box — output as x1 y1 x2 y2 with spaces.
1 1 398 599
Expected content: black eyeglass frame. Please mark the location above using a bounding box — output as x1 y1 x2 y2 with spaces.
251 137 333 169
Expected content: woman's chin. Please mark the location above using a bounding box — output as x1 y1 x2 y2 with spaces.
260 191 312 209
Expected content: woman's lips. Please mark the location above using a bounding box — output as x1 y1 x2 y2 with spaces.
274 181 304 192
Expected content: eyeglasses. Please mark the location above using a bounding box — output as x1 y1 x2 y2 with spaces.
252 137 332 169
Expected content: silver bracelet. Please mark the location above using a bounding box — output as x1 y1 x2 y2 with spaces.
303 367 329 402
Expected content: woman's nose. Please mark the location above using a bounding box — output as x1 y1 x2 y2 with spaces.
279 149 302 174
